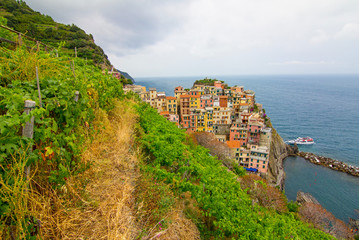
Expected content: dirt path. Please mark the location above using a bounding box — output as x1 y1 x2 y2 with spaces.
41 101 141 239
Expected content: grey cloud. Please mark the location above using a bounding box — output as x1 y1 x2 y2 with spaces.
26 0 190 53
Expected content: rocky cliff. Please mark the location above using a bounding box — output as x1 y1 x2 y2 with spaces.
266 120 298 190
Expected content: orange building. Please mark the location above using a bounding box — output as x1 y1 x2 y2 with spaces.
175 86 186 102
219 96 228 108
180 95 191 129
227 140 242 161
160 111 170 120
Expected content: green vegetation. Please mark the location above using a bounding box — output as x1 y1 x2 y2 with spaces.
0 4 337 237
193 78 224 86
136 103 333 239
0 45 335 239
0 44 125 238
1 0 110 68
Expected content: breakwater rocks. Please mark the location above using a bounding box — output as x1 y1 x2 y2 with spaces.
298 152 359 177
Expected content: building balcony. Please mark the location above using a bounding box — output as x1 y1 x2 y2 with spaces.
251 156 268 162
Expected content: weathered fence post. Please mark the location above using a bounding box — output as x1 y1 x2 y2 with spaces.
35 67 42 107
18 33 22 46
36 41 40 51
75 47 77 58
71 60 77 80
74 91 80 102
23 100 36 180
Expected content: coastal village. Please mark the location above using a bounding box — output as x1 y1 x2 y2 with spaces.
124 80 272 174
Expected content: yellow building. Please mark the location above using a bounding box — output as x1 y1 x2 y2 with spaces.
204 107 214 132
166 96 178 115
192 84 205 91
156 95 167 113
196 109 206 132
189 95 200 109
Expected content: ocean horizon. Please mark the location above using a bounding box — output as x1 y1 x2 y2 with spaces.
135 74 359 222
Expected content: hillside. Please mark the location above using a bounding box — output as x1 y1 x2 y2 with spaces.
0 4 352 240
0 0 133 82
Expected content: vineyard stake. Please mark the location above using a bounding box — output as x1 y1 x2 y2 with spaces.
23 100 36 181
18 33 22 46
74 91 80 102
69 59 77 81
35 67 42 107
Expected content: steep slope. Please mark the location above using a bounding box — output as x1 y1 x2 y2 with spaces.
0 0 132 80
266 120 298 190
136 103 332 239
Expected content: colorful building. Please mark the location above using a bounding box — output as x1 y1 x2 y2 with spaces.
166 96 177 115
132 81 271 175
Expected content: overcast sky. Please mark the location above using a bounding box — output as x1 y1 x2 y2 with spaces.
25 0 359 77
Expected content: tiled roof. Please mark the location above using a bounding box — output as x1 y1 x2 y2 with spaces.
226 141 242 148
166 96 177 100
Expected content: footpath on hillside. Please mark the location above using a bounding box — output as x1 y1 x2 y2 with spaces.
35 101 140 238
36 100 200 239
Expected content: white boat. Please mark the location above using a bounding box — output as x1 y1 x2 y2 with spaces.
286 137 315 145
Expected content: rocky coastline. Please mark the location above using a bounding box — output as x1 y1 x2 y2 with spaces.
266 122 298 190
297 151 359 177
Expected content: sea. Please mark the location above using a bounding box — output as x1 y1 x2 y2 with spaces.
135 74 359 222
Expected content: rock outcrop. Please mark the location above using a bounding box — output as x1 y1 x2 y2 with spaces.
296 191 320 205
266 121 298 190
296 191 354 239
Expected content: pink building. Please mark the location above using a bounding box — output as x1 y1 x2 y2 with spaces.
169 114 179 125
200 96 213 109
247 124 261 145
230 122 248 146
249 145 269 174
214 81 223 89
189 90 201 96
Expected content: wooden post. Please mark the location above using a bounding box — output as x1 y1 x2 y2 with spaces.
56 50 58 58
23 100 36 180
18 33 22 46
75 47 77 58
36 41 40 51
74 91 79 102
71 60 76 80
35 67 42 107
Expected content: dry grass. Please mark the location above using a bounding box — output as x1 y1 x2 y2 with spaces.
32 100 141 239
148 208 200 240
1 99 200 239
